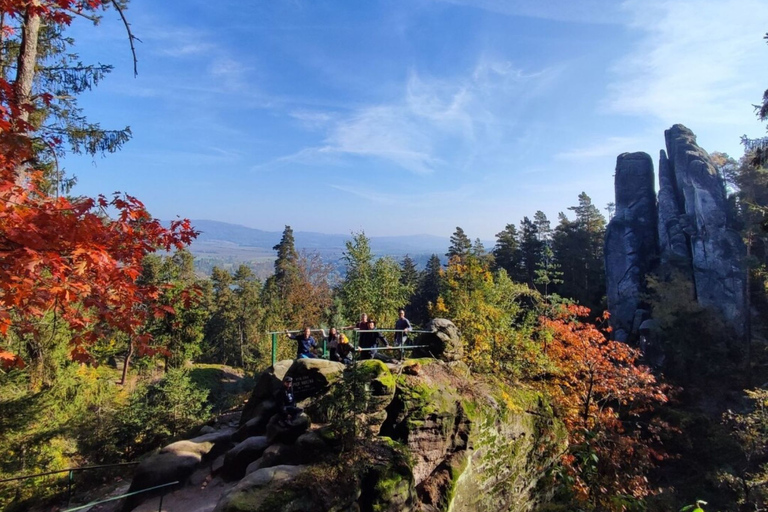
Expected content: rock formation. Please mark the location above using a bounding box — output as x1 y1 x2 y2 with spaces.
122 320 567 512
605 124 746 342
605 152 658 342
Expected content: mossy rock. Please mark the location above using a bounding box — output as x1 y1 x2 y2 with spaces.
213 464 308 512
355 359 396 396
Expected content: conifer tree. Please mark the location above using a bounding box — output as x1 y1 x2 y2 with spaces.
493 223 521 277
447 226 472 262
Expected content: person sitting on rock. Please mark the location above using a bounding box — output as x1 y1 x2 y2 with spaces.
358 319 389 361
277 376 303 425
322 327 347 362
337 333 354 365
286 327 318 359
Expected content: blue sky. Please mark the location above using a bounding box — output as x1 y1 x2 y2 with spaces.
63 0 768 239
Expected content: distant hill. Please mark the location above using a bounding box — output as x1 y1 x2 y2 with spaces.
174 220 452 277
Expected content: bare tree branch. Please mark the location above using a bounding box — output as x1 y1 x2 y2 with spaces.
110 0 140 77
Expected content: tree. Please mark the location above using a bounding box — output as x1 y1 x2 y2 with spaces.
2 0 133 189
757 33 768 126
0 1 197 377
493 223 520 277
141 250 207 370
447 226 471 262
541 305 671 509
534 244 563 298
533 210 551 243
518 216 542 287
411 254 441 325
338 231 375 323
432 253 541 374
552 193 606 309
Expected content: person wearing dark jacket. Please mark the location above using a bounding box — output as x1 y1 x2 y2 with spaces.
358 319 388 360
286 327 318 359
277 376 302 422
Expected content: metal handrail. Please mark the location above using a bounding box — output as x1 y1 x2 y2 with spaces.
0 462 139 484
0 461 141 508
268 328 433 365
62 480 179 512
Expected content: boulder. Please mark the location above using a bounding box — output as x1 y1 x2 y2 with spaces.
604 152 657 342
412 319 462 361
213 465 308 512
265 412 310 444
246 443 305 473
121 451 199 511
161 429 234 460
233 399 277 442
221 436 270 481
287 358 345 401
239 360 292 426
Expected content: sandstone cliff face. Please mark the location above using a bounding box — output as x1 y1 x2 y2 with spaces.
122 320 566 512
605 152 658 342
605 124 746 341
660 125 746 332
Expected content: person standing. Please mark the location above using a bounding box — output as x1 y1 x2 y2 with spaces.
286 327 318 359
394 308 412 346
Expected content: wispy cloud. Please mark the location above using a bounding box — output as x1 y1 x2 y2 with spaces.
555 136 642 161
430 0 627 24
330 183 475 205
264 59 559 174
606 0 768 126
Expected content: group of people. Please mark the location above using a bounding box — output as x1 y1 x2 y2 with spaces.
284 309 413 363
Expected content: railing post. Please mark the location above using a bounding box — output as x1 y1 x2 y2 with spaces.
66 469 73 506
353 330 358 363
322 338 327 359
271 332 277 367
158 492 164 511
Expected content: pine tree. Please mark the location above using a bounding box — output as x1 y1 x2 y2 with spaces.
447 226 472 262
518 217 543 287
412 254 442 325
493 223 521 277
533 210 552 243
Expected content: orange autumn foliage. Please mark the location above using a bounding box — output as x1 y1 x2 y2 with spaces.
0 0 197 363
541 304 672 509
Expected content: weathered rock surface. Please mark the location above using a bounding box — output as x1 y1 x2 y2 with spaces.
606 124 747 341
412 318 463 361
124 340 564 512
213 465 308 512
605 152 658 341
660 124 746 333
221 436 270 481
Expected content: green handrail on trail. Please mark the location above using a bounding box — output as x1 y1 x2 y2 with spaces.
268 328 432 365
62 480 179 512
0 461 140 507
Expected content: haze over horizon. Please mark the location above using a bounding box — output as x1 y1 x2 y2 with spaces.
62 0 768 239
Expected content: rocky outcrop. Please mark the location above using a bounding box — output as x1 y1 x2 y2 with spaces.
605 152 658 342
605 125 746 341
660 125 746 332
412 318 463 361
123 353 565 512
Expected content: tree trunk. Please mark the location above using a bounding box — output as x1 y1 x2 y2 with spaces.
120 339 134 385
14 2 40 126
13 1 41 185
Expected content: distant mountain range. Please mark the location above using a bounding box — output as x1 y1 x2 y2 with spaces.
175 220 453 277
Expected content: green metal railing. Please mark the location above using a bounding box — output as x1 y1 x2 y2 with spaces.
0 461 140 508
62 480 179 512
268 328 432 365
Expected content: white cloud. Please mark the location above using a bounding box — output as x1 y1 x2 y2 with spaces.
269 59 559 175
430 0 627 24
606 0 768 127
555 136 642 161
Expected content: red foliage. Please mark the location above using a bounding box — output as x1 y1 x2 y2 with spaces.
0 1 198 363
541 305 672 509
